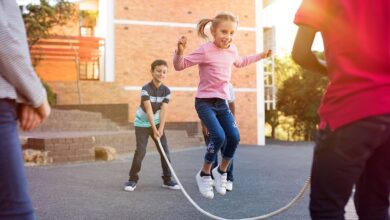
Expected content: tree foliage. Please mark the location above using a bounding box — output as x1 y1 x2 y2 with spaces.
19 0 77 106
265 55 328 141
277 68 328 140
21 0 77 49
265 56 301 139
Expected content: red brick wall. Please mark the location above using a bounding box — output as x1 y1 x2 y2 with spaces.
41 0 260 144
115 0 256 27
115 0 259 144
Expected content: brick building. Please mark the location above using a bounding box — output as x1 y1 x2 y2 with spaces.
32 0 272 145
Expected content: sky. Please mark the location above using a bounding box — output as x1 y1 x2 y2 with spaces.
263 0 324 56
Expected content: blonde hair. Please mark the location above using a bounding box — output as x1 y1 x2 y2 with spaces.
196 12 238 40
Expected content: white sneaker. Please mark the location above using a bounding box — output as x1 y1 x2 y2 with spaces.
226 180 233 191
196 171 214 199
212 166 227 195
124 181 137 192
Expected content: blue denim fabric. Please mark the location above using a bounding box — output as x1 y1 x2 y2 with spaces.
204 136 234 181
195 98 240 164
0 99 35 220
310 115 390 220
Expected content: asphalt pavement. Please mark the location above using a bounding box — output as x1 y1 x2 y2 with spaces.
26 143 315 220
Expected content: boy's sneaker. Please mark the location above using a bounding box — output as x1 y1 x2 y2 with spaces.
212 166 227 195
196 171 214 199
226 180 233 191
124 181 137 192
162 180 181 190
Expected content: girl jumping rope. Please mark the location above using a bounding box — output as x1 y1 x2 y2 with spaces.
173 12 271 199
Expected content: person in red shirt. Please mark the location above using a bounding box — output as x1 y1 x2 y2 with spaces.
292 0 390 219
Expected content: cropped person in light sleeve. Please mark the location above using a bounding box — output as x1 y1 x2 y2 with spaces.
0 1 51 219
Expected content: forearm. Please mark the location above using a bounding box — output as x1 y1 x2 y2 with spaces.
143 101 158 131
173 52 185 71
159 104 168 130
234 54 262 68
294 52 327 75
292 25 328 76
146 110 157 130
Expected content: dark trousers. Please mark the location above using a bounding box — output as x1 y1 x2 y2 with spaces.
310 114 390 220
0 99 35 220
128 126 172 182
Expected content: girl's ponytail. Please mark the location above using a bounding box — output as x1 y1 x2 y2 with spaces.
197 18 213 40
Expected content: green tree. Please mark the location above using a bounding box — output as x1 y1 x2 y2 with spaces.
265 109 279 139
278 68 328 140
20 0 77 106
265 56 301 139
21 0 76 50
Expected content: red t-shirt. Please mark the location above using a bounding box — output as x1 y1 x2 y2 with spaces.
294 0 390 130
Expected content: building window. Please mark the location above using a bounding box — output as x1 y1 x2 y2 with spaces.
79 61 99 80
80 26 94 36
79 10 100 81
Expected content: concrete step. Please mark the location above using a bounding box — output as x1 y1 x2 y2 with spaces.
32 109 122 132
33 121 121 132
49 109 103 121
20 129 203 164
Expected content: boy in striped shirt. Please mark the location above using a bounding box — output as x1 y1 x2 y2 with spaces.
124 60 179 192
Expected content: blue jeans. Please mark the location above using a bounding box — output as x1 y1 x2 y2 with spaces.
0 99 35 220
204 135 234 181
310 114 390 220
195 98 240 164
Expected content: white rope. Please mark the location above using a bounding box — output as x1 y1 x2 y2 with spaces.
157 139 311 220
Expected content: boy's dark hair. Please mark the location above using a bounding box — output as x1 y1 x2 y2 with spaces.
151 59 168 71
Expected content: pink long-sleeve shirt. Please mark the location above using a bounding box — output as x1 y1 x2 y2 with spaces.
173 42 261 100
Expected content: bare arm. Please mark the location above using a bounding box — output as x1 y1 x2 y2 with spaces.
292 25 327 75
158 103 168 136
143 100 159 139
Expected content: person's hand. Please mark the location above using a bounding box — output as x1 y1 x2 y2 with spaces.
153 128 161 140
177 36 187 55
18 104 42 131
158 127 164 138
35 98 51 122
260 49 272 59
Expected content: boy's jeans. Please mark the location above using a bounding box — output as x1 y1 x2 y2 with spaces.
310 114 390 220
195 98 240 165
0 99 35 220
129 125 172 182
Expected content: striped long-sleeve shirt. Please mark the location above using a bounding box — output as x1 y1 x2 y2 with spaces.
0 0 46 107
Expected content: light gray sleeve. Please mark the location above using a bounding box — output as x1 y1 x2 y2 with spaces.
228 83 235 103
0 0 46 107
